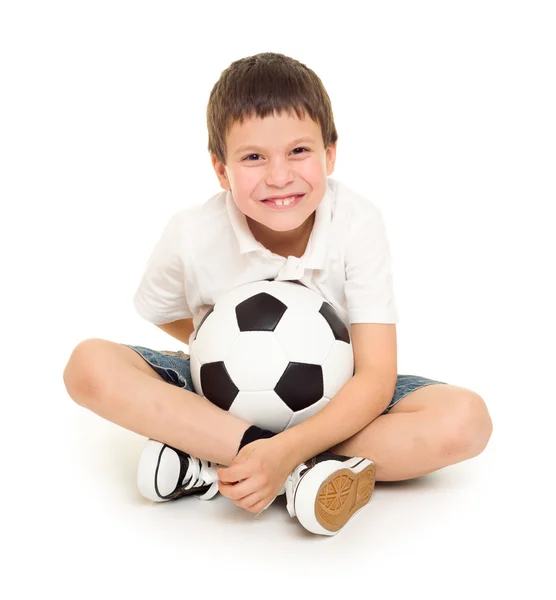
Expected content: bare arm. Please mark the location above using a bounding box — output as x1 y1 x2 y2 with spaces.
277 323 398 465
155 317 195 345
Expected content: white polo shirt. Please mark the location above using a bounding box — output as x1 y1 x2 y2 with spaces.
133 176 399 348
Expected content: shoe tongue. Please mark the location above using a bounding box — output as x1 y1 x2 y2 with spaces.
298 451 351 478
188 456 219 487
180 455 204 488
307 451 350 466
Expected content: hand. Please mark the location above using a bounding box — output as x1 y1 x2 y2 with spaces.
216 436 299 515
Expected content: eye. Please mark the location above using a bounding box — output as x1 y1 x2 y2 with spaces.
241 147 310 161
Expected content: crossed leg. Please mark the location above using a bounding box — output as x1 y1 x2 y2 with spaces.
328 383 493 481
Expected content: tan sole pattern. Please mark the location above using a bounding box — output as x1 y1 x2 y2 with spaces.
314 461 376 532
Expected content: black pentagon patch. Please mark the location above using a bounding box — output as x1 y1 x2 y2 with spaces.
200 362 238 410
275 362 323 411
319 302 350 343
236 292 287 332
193 305 214 341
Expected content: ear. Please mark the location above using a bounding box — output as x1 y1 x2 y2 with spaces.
325 142 337 176
211 153 231 191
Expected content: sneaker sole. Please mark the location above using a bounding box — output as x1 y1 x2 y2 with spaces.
315 461 376 534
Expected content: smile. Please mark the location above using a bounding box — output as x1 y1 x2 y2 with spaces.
261 194 304 210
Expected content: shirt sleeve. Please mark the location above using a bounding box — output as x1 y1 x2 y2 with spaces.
132 214 194 324
344 209 399 324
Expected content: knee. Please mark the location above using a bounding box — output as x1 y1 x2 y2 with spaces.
63 338 112 407
442 392 493 458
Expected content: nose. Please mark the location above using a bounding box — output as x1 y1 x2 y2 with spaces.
265 157 295 188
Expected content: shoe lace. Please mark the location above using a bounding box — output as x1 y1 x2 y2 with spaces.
283 464 306 518
182 456 219 496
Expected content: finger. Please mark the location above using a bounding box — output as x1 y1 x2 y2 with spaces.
216 445 254 478
217 480 231 499
218 480 241 499
252 498 273 516
218 478 259 501
217 453 244 477
217 461 253 484
238 492 266 513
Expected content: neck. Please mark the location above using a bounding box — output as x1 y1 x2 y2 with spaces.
248 212 315 258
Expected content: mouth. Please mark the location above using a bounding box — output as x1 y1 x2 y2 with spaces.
261 194 305 210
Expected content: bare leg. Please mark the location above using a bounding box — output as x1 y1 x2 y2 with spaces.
328 384 493 481
63 338 250 466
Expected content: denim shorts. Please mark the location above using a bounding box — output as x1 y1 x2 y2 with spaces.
123 345 448 414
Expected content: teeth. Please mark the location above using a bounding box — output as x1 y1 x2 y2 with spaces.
269 195 297 206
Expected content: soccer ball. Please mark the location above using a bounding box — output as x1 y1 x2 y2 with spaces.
189 279 354 433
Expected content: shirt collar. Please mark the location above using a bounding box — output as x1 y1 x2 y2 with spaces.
225 179 334 271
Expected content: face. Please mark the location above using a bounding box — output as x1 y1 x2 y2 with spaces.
211 111 336 252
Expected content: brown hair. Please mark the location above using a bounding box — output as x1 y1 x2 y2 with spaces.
206 52 338 165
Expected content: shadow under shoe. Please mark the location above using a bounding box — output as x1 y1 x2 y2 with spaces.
137 439 220 502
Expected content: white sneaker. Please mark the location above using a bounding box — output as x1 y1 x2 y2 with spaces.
283 452 376 536
137 439 220 502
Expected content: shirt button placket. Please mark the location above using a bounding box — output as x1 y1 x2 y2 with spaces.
280 255 303 281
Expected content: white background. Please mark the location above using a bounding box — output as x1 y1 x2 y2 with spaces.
1 1 554 598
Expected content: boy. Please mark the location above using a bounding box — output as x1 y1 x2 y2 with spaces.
63 52 493 537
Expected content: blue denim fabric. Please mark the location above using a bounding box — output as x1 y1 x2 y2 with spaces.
123 345 447 415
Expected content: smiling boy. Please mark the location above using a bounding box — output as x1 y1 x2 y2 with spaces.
218 112 328 259
63 52 493 537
